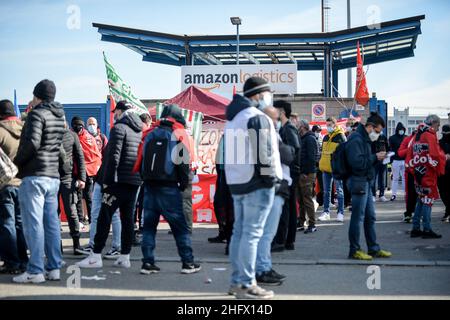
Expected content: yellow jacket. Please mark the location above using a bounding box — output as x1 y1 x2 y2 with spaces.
319 127 346 173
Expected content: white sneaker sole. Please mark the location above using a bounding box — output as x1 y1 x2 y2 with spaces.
76 262 103 269
181 266 202 274
13 275 46 284
140 269 160 275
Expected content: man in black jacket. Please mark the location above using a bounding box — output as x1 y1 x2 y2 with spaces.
140 104 201 275
273 100 301 251
77 101 143 269
371 133 389 202
298 120 319 234
346 112 392 261
59 123 86 255
389 122 407 201
438 124 450 222
13 79 66 283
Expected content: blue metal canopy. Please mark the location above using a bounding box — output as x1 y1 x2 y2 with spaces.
93 15 424 97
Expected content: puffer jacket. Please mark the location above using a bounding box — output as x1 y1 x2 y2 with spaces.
103 110 143 186
14 102 66 179
319 126 346 173
345 123 377 181
0 117 23 187
60 129 86 187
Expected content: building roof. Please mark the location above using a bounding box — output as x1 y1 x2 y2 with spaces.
93 15 424 71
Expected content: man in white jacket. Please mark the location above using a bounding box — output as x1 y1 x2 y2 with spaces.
224 77 282 299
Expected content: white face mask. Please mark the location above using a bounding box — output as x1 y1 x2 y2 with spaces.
275 121 282 131
258 92 273 110
327 126 334 133
399 130 405 135
87 124 97 135
369 130 381 142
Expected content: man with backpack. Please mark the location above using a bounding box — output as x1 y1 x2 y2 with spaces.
77 101 143 269
139 104 201 275
0 100 28 275
344 112 392 260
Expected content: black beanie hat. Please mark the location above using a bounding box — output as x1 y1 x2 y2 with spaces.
442 124 450 134
71 116 84 128
160 104 186 126
243 77 271 98
0 100 16 119
33 79 56 102
115 100 132 112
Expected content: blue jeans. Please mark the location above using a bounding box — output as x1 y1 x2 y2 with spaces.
230 187 275 287
18 177 61 274
371 163 386 197
256 195 284 275
89 183 121 250
141 186 194 264
323 172 344 214
348 178 380 256
412 199 432 232
0 186 28 269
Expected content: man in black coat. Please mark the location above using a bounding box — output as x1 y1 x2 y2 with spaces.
272 100 301 251
388 122 407 201
77 101 143 269
298 120 319 234
59 123 86 255
371 133 389 202
438 124 450 222
13 79 66 283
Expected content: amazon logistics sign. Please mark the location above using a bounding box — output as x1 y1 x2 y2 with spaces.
181 64 297 99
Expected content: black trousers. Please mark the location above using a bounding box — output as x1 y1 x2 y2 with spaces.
93 184 139 255
58 182 80 240
213 170 234 242
134 186 144 230
76 176 94 223
182 173 194 233
405 172 418 217
274 175 299 246
438 173 450 216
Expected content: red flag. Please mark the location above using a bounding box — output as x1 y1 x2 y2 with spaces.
355 41 370 106
232 85 236 96
109 95 116 129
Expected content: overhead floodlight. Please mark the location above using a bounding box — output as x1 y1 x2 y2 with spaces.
230 17 242 25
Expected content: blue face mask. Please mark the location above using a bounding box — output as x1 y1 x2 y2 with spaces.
327 126 334 133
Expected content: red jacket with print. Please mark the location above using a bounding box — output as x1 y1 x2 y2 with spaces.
406 124 446 202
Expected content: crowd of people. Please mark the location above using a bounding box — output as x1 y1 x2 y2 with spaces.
0 77 449 300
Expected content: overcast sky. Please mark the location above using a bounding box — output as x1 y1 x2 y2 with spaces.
1 0 449 117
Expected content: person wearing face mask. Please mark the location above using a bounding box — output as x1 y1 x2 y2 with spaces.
371 132 389 202
224 77 282 299
388 122 407 201
345 112 392 260
407 115 446 239
87 117 108 156
318 117 347 222
272 100 301 252
71 116 102 225
438 124 450 222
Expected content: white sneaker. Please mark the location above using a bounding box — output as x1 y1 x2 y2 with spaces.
114 255 131 268
337 213 344 222
45 269 60 281
76 253 103 269
372 196 376 202
318 212 331 221
379 196 389 202
13 272 46 284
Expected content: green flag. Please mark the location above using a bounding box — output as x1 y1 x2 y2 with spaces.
103 52 148 115
156 103 203 146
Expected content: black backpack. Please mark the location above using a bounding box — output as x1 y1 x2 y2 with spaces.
141 127 178 181
331 141 350 180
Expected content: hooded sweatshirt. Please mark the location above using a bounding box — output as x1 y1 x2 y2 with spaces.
389 122 407 161
0 117 23 187
14 102 66 179
224 94 282 195
406 124 446 204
